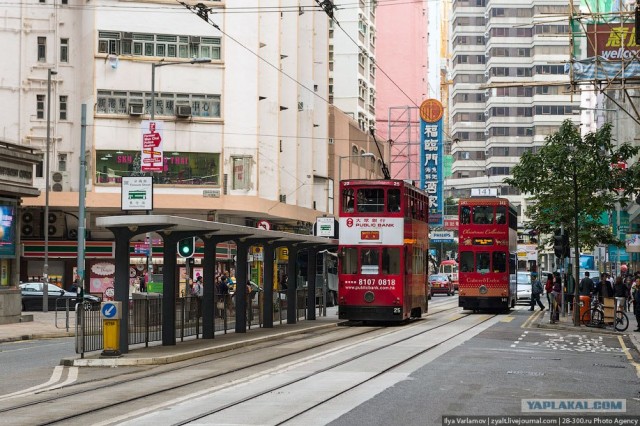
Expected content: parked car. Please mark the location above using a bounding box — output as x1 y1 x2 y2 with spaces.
428 274 454 296
19 282 101 311
515 272 533 305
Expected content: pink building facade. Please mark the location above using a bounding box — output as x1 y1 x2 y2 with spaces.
375 3 430 183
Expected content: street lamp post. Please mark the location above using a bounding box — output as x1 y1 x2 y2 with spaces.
337 152 375 181
43 68 57 312
146 58 211 278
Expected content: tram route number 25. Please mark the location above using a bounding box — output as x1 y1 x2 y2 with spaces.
393 307 401 314
358 278 396 286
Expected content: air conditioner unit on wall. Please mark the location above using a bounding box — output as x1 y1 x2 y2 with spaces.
176 104 192 117
51 171 70 192
46 211 65 238
129 103 144 116
21 209 42 239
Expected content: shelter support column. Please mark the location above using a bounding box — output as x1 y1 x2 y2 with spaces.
286 245 299 324
263 243 275 328
159 231 198 346
306 247 318 320
201 234 222 339
234 240 250 333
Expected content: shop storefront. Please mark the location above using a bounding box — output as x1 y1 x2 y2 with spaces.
0 140 41 324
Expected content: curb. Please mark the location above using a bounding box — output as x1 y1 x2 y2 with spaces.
65 322 339 367
0 331 75 344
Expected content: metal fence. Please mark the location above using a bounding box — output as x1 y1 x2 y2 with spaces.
75 289 318 357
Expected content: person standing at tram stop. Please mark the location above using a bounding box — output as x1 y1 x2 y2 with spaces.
633 281 640 332
529 272 545 312
613 276 628 313
579 271 595 297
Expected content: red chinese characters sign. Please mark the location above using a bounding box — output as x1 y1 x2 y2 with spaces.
141 120 164 172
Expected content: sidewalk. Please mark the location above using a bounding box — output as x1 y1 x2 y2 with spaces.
531 305 640 353
0 311 75 343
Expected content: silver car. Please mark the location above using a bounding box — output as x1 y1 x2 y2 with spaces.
515 272 533 305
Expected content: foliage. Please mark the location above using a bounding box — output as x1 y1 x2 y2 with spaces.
503 119 640 251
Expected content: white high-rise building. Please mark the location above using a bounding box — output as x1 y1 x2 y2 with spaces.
449 0 579 222
0 1 331 281
330 1 377 131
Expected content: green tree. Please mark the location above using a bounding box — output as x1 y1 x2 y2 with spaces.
503 119 640 252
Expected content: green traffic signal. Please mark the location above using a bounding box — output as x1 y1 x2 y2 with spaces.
177 237 195 258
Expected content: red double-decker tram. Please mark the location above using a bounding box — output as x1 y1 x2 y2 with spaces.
458 197 518 312
338 179 429 322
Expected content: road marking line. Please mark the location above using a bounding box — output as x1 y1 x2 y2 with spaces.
618 336 640 379
0 366 64 401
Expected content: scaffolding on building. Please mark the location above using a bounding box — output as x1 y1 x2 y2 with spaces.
568 0 640 126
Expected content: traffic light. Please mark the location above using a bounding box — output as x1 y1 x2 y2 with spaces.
177 237 195 258
553 229 563 258
553 229 569 259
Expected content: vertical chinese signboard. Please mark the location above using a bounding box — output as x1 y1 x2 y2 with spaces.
419 99 444 227
141 120 164 172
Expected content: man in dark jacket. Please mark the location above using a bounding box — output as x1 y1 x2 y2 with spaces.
579 272 594 296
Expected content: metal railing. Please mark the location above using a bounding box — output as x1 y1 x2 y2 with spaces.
75 289 319 357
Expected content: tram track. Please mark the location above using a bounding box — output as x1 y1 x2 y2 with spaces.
0 302 464 425
171 311 494 426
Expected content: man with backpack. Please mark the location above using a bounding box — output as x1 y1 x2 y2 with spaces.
529 272 545 311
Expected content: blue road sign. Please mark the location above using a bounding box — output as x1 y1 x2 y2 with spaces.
101 302 118 319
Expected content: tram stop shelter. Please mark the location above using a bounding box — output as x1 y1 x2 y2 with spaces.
96 215 338 353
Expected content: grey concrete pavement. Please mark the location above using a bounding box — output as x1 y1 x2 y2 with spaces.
0 311 75 343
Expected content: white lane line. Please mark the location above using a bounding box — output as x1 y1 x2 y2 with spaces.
45 367 79 391
0 366 64 401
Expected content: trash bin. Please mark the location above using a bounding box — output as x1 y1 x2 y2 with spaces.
579 295 591 321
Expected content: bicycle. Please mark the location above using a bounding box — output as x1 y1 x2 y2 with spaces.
581 296 629 332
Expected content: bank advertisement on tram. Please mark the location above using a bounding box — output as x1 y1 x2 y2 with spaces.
337 180 429 322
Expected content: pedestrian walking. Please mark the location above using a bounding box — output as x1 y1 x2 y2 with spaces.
529 272 545 311
545 273 554 308
550 273 562 323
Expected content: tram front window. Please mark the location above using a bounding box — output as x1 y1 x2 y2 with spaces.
340 247 358 274
382 247 401 274
361 248 380 274
460 252 474 272
477 252 490 273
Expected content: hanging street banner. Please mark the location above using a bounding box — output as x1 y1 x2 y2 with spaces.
141 120 164 172
419 98 444 227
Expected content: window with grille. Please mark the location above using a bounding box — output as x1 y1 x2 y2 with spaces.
98 31 221 60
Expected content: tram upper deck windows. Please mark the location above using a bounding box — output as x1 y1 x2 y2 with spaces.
387 189 401 212
473 206 494 224
342 188 355 213
357 188 384 213
460 206 471 224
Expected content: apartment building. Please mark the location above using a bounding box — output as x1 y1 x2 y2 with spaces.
0 0 332 285
330 0 377 132
449 0 579 220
